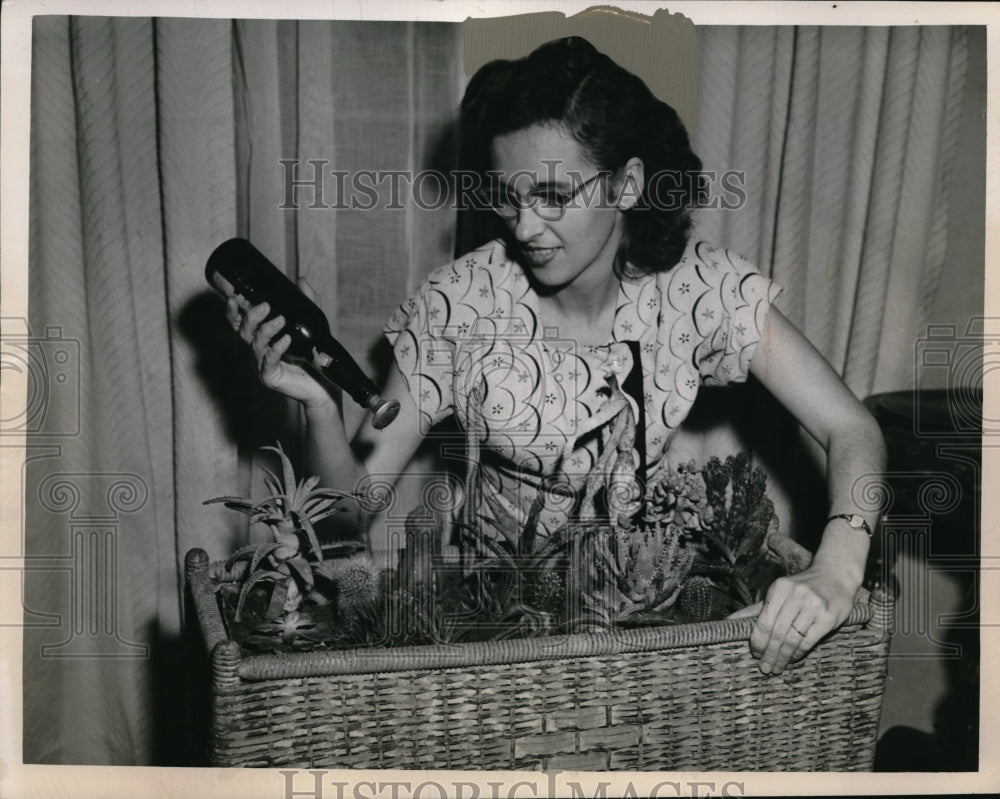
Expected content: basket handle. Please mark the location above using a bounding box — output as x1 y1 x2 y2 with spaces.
185 547 231 655
765 531 813 574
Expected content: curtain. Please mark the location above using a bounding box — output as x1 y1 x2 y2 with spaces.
22 17 973 765
24 16 462 765
679 26 971 537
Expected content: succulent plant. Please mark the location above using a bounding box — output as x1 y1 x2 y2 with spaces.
613 520 695 618
204 442 355 622
680 453 779 608
644 459 709 533
242 609 327 650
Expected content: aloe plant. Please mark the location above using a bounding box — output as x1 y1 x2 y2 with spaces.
204 442 355 621
613 520 695 618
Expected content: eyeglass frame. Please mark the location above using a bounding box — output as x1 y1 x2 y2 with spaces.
472 168 618 221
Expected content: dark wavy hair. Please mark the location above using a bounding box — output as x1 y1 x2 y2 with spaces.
461 36 703 277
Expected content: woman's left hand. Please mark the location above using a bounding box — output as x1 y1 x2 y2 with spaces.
728 564 859 674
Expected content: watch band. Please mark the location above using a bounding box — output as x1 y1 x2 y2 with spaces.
827 513 873 538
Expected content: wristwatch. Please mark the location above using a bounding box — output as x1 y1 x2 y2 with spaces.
827 513 873 538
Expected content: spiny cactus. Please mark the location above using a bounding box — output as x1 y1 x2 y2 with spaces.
678 575 715 622
525 570 566 617
325 553 381 619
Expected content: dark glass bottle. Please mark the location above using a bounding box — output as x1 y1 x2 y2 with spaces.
206 237 399 429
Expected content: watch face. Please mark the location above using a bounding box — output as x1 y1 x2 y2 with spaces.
830 513 872 537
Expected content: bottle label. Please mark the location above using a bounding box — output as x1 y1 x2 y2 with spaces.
312 349 333 370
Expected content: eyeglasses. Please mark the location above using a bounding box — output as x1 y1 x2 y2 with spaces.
473 171 610 221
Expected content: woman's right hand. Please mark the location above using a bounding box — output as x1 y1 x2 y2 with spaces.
223 280 334 408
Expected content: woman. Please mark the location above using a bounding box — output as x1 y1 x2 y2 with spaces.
226 37 885 675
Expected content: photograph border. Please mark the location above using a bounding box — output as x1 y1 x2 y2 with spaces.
1 1 996 796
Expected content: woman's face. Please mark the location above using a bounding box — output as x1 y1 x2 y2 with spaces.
489 124 628 294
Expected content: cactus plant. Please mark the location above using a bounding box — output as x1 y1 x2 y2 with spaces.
678 575 715 622
322 552 381 623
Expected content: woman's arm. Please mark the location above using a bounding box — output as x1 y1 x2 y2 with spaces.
302 363 427 496
232 286 427 535
299 364 427 544
738 306 887 674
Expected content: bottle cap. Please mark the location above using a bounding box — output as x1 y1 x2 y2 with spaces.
368 397 401 429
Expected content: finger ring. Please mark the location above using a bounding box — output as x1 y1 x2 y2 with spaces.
791 625 809 637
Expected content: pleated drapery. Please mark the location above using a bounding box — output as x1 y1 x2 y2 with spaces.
693 26 971 396
25 16 462 765
23 18 976 765
683 26 973 532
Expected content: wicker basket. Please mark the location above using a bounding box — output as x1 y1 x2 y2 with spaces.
184 537 893 771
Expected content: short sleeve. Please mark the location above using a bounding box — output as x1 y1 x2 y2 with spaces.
383 272 458 427
667 242 783 387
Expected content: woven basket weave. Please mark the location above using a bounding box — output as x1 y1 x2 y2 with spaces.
185 537 892 771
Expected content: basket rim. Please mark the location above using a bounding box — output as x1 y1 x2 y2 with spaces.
230 600 875 681
185 547 887 682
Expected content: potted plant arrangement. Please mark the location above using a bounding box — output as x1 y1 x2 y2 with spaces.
187 443 893 771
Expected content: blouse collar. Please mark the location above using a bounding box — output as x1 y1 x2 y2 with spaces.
496 240 656 349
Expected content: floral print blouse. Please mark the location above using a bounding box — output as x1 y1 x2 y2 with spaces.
384 238 782 546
